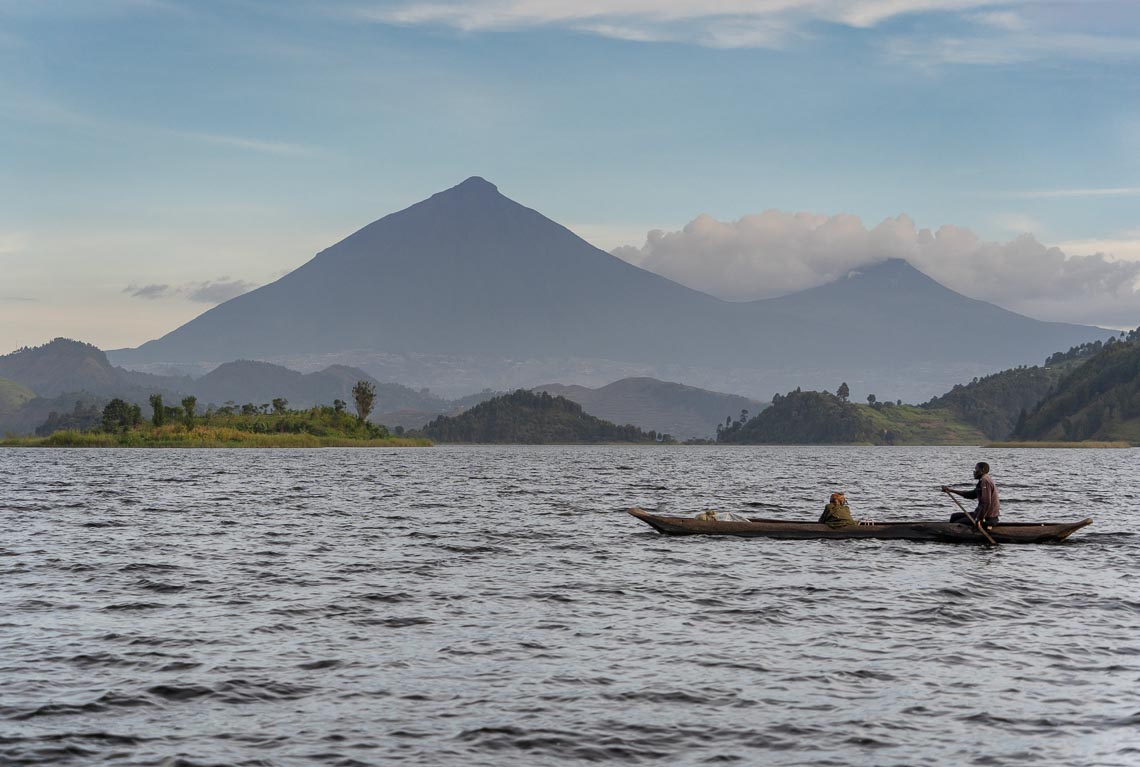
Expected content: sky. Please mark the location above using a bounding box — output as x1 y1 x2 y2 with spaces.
1 0 1139 354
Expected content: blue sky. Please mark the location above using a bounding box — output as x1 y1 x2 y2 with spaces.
1 0 1138 352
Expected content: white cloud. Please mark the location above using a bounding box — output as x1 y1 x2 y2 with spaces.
885 16 1140 67
989 212 1043 236
356 0 1002 47
183 278 256 303
1057 232 1140 262
125 283 173 300
567 221 670 251
1001 187 1140 200
355 0 1140 58
612 209 1140 326
124 278 257 304
168 130 318 156
0 91 320 156
0 0 185 18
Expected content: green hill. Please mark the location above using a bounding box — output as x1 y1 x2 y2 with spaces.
1013 328 1140 443
0 338 122 396
0 377 35 415
422 389 668 444
921 367 1065 440
920 340 1108 440
717 389 983 445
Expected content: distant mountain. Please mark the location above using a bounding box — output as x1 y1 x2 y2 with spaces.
422 389 666 444
533 377 764 440
1013 329 1140 443
190 360 446 412
109 177 1108 402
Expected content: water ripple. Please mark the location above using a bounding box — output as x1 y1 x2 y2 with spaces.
0 445 1136 766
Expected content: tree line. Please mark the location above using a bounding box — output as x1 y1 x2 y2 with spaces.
46 380 383 437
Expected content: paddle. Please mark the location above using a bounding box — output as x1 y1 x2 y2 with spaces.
943 488 998 546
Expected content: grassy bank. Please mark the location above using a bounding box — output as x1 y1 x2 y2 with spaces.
984 440 1133 449
1 426 430 448
863 404 987 445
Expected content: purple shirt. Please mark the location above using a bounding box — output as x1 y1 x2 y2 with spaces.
962 474 1000 520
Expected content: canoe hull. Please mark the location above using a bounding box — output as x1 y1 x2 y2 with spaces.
627 508 1091 544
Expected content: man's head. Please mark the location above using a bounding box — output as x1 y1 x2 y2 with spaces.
974 462 990 479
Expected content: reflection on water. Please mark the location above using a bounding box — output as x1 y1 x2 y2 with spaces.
1 445 1137 766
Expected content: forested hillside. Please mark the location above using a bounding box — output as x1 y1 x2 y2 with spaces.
717 390 873 444
920 340 1109 440
1013 329 1140 443
0 377 35 416
0 339 124 397
717 388 985 445
422 390 668 444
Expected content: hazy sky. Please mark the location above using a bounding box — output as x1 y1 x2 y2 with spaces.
2 0 1139 353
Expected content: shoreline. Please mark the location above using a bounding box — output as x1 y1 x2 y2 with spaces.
984 440 1132 449
0 431 431 449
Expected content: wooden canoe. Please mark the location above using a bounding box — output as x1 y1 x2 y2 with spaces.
627 507 1092 544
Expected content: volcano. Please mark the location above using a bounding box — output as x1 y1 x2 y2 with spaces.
111 177 1107 400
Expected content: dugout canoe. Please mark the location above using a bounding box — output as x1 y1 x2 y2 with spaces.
627 508 1091 544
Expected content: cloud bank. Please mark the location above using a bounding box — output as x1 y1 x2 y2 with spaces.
612 211 1140 327
124 278 256 304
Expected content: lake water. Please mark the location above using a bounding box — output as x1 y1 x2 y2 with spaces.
1 445 1137 766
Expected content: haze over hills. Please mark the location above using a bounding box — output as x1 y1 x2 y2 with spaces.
105 177 1109 401
0 339 448 436
0 338 778 440
533 377 764 441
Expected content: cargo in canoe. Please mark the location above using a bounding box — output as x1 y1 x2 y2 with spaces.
627 508 1091 544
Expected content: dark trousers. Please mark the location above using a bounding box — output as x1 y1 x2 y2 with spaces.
950 511 998 526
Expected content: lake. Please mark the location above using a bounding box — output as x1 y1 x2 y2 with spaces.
1 445 1137 766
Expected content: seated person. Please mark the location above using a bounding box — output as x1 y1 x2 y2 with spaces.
942 462 1000 526
819 492 857 528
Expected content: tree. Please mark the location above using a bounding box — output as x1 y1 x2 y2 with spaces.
181 396 197 428
352 380 377 422
149 394 165 426
102 398 141 433
272 397 288 415
333 399 346 414
867 394 877 406
837 382 850 402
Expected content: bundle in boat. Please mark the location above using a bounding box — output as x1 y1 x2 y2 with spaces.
627 507 1091 545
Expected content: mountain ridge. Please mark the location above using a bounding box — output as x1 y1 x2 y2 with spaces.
101 177 1111 400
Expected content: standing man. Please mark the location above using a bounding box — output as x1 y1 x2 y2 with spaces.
942 462 1000 526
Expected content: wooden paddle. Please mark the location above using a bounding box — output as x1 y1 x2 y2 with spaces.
943 489 998 546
